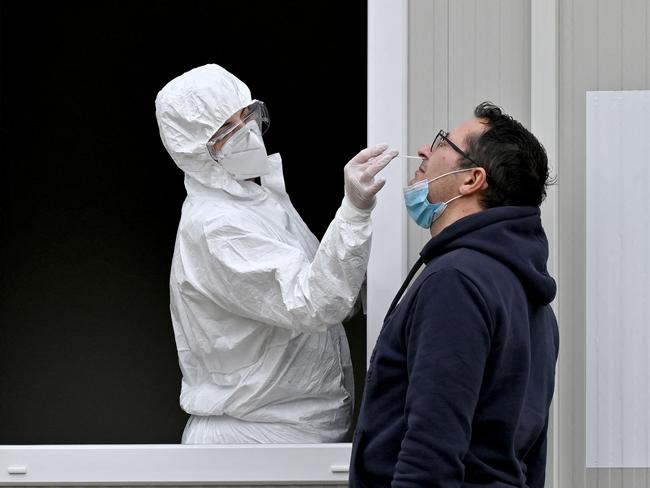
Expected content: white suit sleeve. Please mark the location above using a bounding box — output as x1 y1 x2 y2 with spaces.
195 197 372 332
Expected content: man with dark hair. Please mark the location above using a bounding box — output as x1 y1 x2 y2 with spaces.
349 102 559 488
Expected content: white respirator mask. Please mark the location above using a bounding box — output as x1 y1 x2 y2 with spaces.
211 120 269 179
206 100 271 180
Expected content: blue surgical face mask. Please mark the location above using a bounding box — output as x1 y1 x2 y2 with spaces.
403 168 473 228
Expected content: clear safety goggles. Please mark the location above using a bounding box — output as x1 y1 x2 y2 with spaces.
206 100 270 158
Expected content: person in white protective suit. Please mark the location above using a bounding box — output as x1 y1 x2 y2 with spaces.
154 64 397 444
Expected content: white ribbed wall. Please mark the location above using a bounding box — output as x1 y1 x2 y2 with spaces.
559 0 650 486
407 0 531 267
408 1 650 487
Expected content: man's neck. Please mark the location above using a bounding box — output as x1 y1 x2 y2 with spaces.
429 201 483 237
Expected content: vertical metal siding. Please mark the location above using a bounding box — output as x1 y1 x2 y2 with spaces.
407 0 531 268
559 0 650 486
410 0 650 486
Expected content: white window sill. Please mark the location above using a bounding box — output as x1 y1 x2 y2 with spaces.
0 443 351 485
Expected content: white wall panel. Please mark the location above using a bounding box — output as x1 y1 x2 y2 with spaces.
586 90 650 469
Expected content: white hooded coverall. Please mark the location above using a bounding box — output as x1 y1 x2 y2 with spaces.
155 64 372 444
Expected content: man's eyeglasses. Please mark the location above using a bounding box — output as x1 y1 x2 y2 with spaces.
431 130 479 167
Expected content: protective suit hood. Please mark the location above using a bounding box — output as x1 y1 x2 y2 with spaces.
154 64 255 196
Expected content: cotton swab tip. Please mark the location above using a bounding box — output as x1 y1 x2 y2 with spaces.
397 155 423 160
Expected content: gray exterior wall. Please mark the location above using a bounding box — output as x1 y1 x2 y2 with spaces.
407 0 531 266
559 0 650 486
409 0 650 487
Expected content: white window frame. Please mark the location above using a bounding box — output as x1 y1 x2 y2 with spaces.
0 444 352 485
0 1 409 485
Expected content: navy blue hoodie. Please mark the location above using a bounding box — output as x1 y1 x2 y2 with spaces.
349 206 559 488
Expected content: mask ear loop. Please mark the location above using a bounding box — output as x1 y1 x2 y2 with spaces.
427 167 473 184
443 194 463 205
443 168 478 204
431 168 474 204
404 168 474 193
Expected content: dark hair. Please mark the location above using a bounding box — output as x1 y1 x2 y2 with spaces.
461 102 553 208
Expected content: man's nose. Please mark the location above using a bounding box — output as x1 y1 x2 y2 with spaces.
417 143 431 161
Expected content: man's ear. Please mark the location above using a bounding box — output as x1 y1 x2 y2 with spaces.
459 168 488 195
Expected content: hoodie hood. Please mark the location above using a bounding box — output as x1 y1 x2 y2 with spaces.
155 64 254 196
420 206 556 305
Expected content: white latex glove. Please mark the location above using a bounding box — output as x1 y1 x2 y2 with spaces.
344 144 399 210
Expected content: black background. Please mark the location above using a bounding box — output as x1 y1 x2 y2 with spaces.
0 2 367 443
